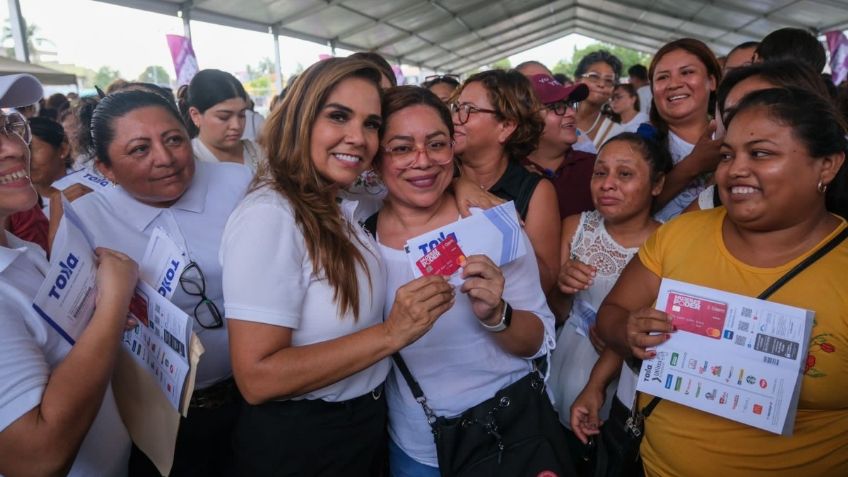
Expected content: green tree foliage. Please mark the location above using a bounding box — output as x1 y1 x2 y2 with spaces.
552 43 652 80
53 64 98 88
2 21 57 63
244 76 272 98
93 66 121 89
137 65 171 85
491 58 512 70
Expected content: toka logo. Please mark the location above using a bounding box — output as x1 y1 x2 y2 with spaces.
415 231 458 255
82 172 109 187
158 259 181 297
48 253 79 299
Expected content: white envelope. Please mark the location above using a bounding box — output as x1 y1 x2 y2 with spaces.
404 201 527 282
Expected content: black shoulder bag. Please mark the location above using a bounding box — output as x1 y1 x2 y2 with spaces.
393 354 576 477
594 226 848 477
364 212 574 475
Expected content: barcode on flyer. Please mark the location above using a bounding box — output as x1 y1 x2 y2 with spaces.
164 330 186 357
763 356 780 366
735 335 747 346
741 307 752 318
738 321 750 332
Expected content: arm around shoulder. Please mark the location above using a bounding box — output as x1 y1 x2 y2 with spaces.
524 179 561 293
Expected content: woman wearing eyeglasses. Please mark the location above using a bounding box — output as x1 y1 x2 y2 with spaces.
0 74 138 477
522 74 595 221
451 69 561 293
221 58 455 476
573 50 622 153
373 85 562 476
67 89 252 477
607 83 650 138
421 74 461 103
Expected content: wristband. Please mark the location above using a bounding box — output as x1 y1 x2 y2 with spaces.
480 300 512 332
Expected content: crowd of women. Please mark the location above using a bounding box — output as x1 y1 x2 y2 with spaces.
0 24 846 477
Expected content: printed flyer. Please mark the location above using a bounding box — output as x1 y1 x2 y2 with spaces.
123 276 192 411
636 278 814 435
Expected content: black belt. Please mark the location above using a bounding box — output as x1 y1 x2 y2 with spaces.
267 385 384 412
190 378 238 409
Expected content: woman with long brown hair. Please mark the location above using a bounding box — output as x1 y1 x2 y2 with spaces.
221 57 454 476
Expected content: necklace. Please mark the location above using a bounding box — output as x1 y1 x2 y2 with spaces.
582 111 603 136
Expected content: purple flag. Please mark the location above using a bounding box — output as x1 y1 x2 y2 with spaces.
166 34 199 87
825 31 848 85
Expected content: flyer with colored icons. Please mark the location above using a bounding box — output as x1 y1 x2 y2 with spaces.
636 278 815 435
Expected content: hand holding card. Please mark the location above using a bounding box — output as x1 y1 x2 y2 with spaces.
665 292 727 339
416 236 467 277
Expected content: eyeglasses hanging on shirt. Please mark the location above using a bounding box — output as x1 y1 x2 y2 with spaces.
179 261 224 329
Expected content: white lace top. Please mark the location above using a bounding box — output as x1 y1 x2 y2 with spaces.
566 210 639 335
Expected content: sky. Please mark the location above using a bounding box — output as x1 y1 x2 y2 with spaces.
2 0 596 86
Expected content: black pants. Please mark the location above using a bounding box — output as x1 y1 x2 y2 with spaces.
233 387 387 477
129 394 241 476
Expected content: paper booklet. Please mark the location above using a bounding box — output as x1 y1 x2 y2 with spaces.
636 278 814 435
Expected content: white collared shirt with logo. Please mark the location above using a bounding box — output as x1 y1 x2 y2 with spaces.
69 160 252 389
0 232 130 476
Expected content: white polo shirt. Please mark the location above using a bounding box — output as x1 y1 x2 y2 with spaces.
0 232 130 476
70 161 252 389
379 232 556 466
220 186 389 402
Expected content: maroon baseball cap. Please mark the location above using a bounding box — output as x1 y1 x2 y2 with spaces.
529 74 589 105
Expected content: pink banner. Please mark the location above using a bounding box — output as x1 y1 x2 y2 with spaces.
825 30 848 85
392 65 404 85
166 34 199 87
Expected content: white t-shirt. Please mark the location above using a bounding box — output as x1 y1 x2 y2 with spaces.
220 186 389 402
653 131 704 222
607 111 650 139
637 85 653 116
379 232 556 466
192 137 264 173
241 110 266 142
69 161 252 389
0 233 130 476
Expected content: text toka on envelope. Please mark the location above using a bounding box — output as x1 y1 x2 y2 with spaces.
404 201 527 283
637 278 814 435
32 201 98 344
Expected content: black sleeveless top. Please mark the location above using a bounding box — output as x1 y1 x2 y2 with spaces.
487 160 543 221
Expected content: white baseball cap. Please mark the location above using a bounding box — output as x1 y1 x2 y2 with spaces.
0 74 43 108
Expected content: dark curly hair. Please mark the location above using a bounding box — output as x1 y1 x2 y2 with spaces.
460 69 544 161
575 50 623 80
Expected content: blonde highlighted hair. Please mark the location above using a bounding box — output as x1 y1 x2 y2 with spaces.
257 57 382 320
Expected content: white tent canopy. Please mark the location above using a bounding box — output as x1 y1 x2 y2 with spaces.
94 0 848 74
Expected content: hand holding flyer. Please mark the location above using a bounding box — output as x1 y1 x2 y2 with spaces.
637 278 814 435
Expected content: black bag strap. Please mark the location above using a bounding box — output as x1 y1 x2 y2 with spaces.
642 225 848 418
393 349 547 425
392 353 426 400
392 353 440 425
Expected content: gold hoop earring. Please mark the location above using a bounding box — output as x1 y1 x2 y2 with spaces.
817 180 828 194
